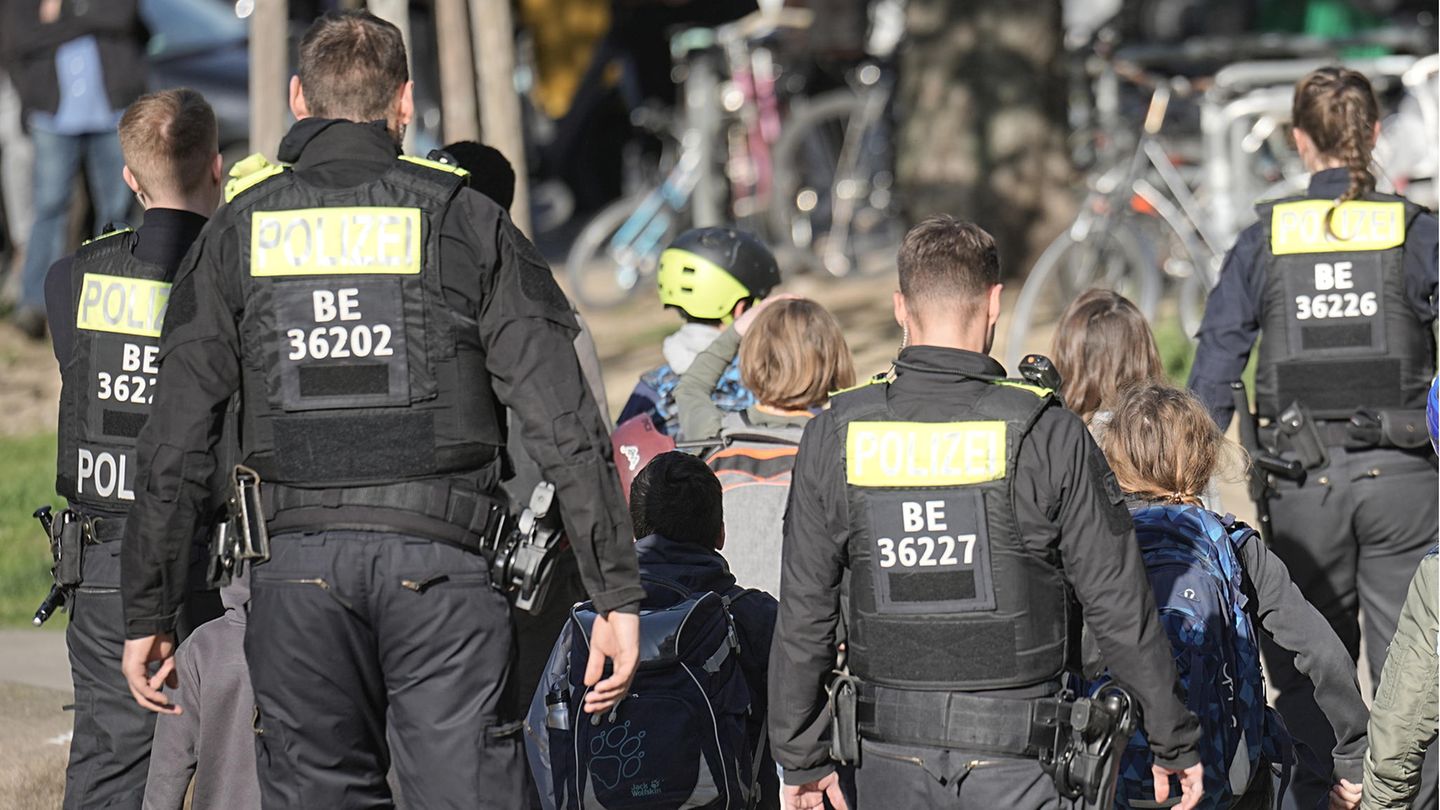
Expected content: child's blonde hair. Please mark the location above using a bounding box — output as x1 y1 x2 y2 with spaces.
1099 382 1243 506
740 298 855 411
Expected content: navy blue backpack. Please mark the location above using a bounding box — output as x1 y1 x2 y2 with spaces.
528 576 765 810
1101 505 1292 809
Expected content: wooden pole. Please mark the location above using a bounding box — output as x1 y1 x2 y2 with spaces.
248 0 290 162
435 0 480 143
469 0 531 235
367 0 417 155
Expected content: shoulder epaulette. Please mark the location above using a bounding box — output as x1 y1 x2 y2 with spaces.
991 379 1054 398
398 154 471 178
80 227 135 247
224 153 288 203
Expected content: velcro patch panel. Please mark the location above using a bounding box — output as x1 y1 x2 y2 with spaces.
1271 200 1406 254
846 421 1006 487
250 207 422 276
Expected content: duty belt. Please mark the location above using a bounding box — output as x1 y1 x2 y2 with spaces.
263 478 509 554
83 515 126 544
857 683 1068 757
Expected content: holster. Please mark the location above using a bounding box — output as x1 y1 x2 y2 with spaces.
209 466 271 587
828 670 860 765
1274 401 1329 470
51 511 84 588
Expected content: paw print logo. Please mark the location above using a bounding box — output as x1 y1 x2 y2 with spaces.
589 720 645 790
621 445 641 472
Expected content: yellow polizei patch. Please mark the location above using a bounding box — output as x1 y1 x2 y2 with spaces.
250 207 422 276
846 421 1007 487
1271 200 1406 254
76 273 171 337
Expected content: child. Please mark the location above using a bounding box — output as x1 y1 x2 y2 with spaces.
617 227 781 437
526 452 780 810
1099 383 1366 810
674 296 854 596
1050 288 1165 432
142 574 259 810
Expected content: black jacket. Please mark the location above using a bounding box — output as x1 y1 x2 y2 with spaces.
1188 168 1439 429
0 0 148 123
120 119 643 638
636 533 781 808
768 346 1203 784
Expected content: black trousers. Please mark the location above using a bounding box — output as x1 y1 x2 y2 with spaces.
63 538 219 810
1262 445 1438 810
853 741 1061 809
246 531 526 810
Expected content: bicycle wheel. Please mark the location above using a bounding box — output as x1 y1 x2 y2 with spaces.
1003 218 1161 372
564 196 678 310
768 89 901 277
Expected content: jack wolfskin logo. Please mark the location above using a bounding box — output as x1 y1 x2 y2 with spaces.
621 444 641 472
589 721 645 790
631 779 662 797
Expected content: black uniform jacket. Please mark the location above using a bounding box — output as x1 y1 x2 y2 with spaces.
768 346 1202 784
1188 168 1439 429
120 119 643 638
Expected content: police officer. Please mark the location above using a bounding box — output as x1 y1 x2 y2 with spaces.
770 217 1205 810
117 12 643 808
39 88 224 810
1188 66 1439 809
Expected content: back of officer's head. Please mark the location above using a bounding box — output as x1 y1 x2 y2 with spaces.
118 89 219 204
896 216 1000 325
629 452 724 550
296 11 409 126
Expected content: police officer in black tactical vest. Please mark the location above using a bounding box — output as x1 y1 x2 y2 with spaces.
770 218 1205 810
117 12 643 808
42 88 224 810
1189 67 1439 810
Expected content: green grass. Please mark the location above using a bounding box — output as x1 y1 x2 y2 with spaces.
1153 319 1258 399
0 433 64 629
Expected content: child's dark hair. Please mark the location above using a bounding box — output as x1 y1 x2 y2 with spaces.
629 452 724 548
1292 67 1380 237
442 140 516 212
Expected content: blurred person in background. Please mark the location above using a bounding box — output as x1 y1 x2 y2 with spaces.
0 0 148 339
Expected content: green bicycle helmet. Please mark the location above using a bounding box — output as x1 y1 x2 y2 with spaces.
657 228 781 323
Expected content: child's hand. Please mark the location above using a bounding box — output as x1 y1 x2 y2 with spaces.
1327 779 1361 810
735 293 802 337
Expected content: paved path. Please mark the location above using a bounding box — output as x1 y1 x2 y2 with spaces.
0 629 71 697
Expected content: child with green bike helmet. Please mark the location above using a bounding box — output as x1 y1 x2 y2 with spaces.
616 227 781 442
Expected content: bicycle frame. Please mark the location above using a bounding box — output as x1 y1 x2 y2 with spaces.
604 148 704 285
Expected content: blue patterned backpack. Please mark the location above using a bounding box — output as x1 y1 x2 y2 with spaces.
1105 505 1292 809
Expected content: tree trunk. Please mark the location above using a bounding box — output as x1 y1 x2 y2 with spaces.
248 0 290 161
434 0 481 144
894 0 1073 275
470 0 531 235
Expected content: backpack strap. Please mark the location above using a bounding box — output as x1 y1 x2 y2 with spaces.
747 710 769 810
1218 513 1260 550
640 573 694 603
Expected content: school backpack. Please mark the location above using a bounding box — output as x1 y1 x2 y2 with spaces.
1103 505 1291 809
530 576 766 810
617 362 756 438
705 417 803 598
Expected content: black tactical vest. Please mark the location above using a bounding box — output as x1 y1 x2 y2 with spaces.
833 379 1072 691
226 157 504 488
1255 194 1433 420
56 229 171 514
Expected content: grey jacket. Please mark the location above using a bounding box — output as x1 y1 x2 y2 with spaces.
143 577 259 810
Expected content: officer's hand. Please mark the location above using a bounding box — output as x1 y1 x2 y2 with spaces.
1151 761 1204 810
734 293 802 337
782 772 848 810
582 611 639 715
121 634 181 715
1328 778 1362 810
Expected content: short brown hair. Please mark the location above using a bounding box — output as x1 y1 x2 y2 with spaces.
897 216 1000 318
1051 289 1165 423
118 89 218 198
740 298 855 411
1100 383 1242 505
298 11 409 122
